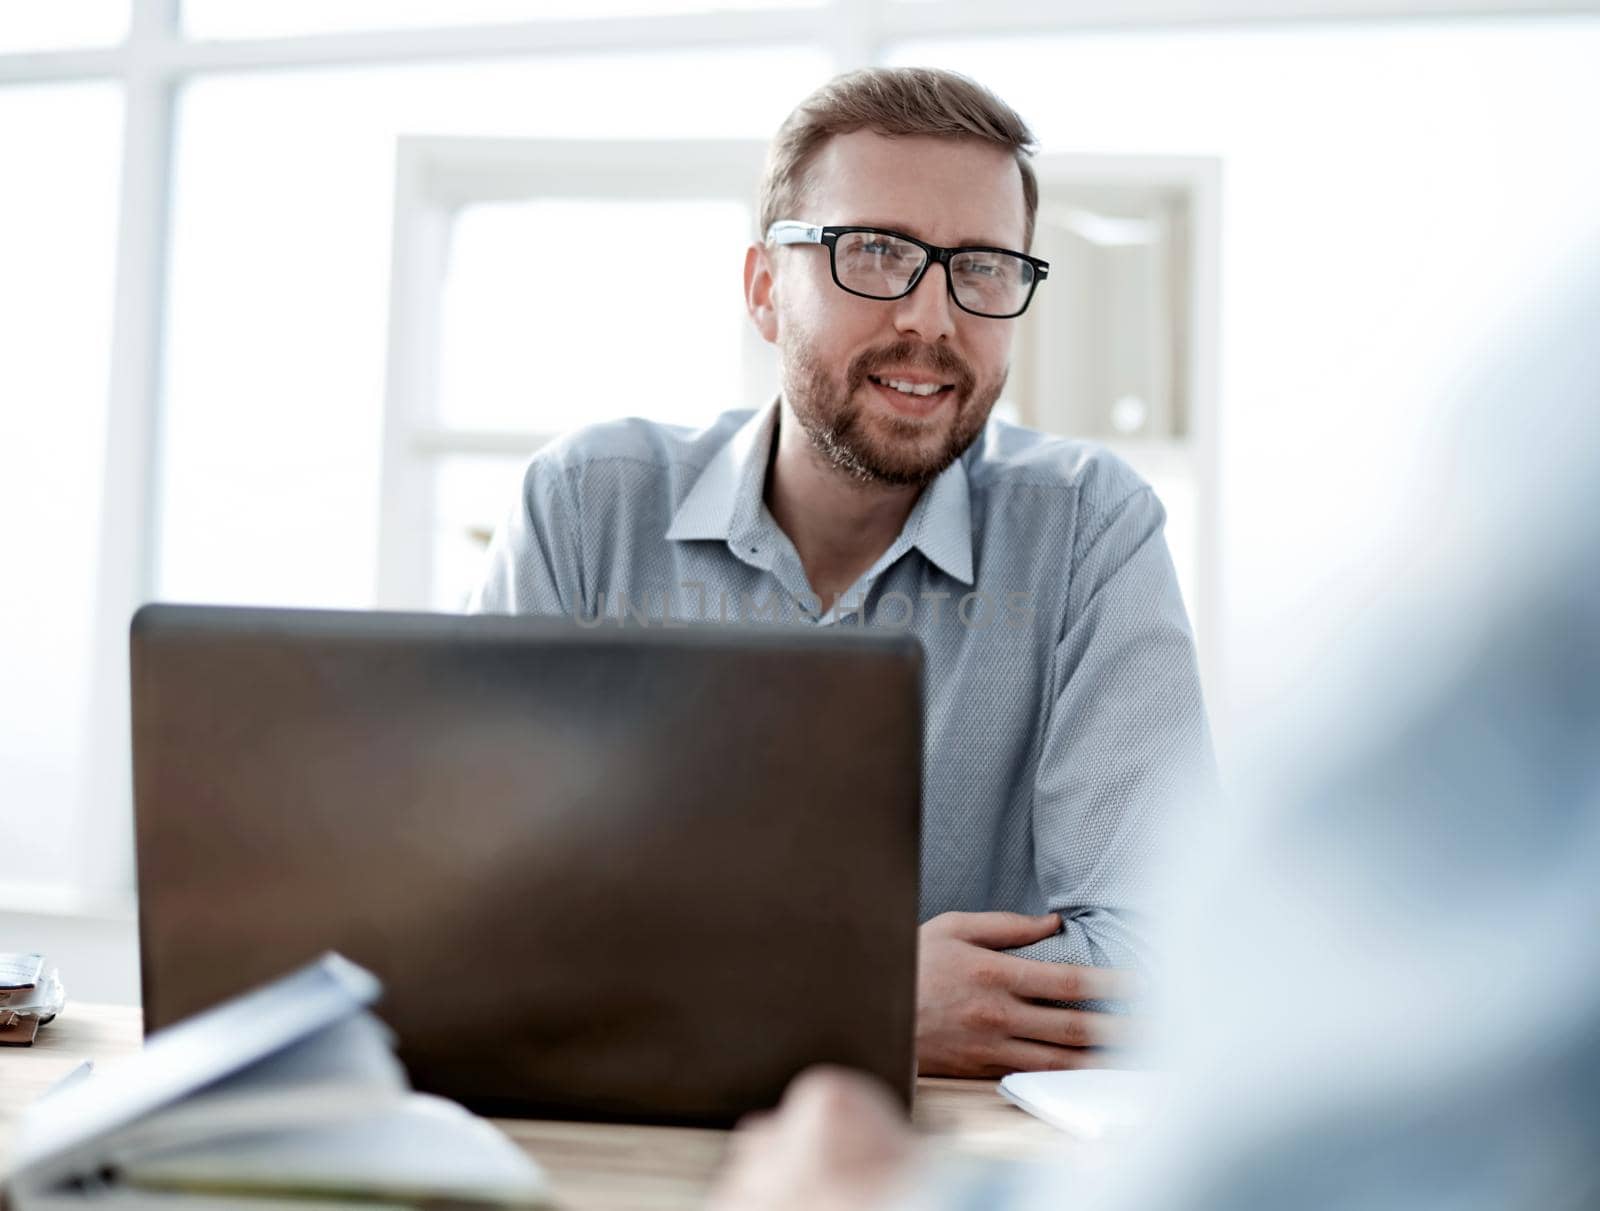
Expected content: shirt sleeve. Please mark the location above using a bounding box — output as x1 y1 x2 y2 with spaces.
1007 483 1215 979
468 454 585 617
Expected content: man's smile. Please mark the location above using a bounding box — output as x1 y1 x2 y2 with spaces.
864 373 956 417
866 373 954 398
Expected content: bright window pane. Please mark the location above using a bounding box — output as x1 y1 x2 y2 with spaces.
890 18 1600 716
0 1 126 52
439 198 751 432
431 453 534 611
184 0 820 40
0 84 121 892
158 49 827 608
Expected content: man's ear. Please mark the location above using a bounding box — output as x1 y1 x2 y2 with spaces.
744 243 779 344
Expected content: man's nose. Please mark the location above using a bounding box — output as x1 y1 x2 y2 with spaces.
891 261 957 344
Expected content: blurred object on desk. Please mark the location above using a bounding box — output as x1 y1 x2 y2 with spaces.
0 954 66 1047
3 953 549 1209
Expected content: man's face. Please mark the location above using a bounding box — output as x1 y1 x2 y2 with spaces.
757 129 1028 487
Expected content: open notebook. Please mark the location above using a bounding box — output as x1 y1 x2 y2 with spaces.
3 954 549 1209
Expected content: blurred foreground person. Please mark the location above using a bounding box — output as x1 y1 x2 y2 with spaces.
709 256 1600 1210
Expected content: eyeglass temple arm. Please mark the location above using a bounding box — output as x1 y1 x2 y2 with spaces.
765 221 823 245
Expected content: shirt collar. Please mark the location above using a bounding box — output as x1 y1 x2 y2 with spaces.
664 402 776 544
906 454 974 586
666 398 974 586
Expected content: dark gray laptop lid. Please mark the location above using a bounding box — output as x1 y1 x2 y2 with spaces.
131 604 922 1125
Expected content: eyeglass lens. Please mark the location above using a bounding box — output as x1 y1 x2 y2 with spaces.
832 230 1035 316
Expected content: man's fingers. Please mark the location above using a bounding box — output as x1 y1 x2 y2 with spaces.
780 1065 903 1120
1006 1002 1138 1050
1002 957 1143 1003
933 910 1062 949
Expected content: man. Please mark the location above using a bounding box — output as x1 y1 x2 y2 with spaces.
472 67 1213 1076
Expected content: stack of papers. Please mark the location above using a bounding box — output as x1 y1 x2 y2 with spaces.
3 954 550 1209
0 953 65 1047
998 1069 1171 1141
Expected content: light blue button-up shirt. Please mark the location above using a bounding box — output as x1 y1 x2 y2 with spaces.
472 401 1213 972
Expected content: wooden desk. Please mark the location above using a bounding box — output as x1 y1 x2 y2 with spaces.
0 1006 1069 1210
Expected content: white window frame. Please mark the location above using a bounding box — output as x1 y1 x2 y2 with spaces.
377 136 772 609
0 0 1589 916
1023 154 1222 690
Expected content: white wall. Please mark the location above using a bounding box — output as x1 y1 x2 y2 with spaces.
0 909 141 1006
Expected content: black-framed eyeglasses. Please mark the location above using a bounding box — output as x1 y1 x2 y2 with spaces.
765 220 1049 319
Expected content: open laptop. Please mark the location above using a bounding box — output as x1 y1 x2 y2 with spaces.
130 604 922 1125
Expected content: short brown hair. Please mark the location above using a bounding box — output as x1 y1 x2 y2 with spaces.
759 67 1039 251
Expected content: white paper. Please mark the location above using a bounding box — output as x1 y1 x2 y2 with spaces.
999 1069 1171 1141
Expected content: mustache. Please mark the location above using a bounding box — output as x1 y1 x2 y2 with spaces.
845 340 976 397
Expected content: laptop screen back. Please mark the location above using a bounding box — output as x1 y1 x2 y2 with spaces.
131 605 922 1124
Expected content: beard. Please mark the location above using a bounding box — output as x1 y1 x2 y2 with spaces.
781 332 1005 488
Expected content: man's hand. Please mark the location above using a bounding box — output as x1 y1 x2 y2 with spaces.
917 911 1140 1077
707 1067 917 1211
